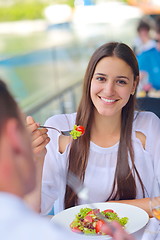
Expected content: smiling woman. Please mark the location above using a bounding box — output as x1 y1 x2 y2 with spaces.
90 56 137 118
26 42 160 219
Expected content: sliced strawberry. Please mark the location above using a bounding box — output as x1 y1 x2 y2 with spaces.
71 227 82 233
87 208 100 215
87 210 94 215
84 215 93 223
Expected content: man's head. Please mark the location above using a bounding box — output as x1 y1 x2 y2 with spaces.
0 80 36 197
137 20 150 33
155 16 160 51
137 20 152 43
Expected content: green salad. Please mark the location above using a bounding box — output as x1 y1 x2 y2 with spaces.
70 207 128 235
70 125 85 139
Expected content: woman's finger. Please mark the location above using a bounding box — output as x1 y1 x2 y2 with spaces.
32 128 48 142
32 132 49 149
33 137 50 154
26 116 39 133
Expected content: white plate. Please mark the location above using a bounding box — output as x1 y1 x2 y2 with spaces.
51 202 149 239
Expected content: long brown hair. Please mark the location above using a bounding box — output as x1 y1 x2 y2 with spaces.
64 42 145 209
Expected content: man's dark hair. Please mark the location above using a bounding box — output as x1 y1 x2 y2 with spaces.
155 16 160 34
0 80 22 134
137 20 150 32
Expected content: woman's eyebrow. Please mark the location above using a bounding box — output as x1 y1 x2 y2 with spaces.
94 73 107 76
94 73 129 80
116 76 129 80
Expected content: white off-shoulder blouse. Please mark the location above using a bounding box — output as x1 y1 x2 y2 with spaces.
41 111 160 215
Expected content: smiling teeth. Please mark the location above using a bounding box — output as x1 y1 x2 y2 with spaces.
101 97 116 103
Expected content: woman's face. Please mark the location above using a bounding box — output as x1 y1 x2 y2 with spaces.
90 56 137 117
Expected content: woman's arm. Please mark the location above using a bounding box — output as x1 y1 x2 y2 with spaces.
110 198 152 217
24 116 50 212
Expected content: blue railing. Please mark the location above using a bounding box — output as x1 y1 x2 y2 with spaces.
25 80 82 123
0 41 87 123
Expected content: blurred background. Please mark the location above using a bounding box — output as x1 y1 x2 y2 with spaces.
0 0 160 123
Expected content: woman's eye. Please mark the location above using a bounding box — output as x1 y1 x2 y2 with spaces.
96 77 105 81
117 80 127 85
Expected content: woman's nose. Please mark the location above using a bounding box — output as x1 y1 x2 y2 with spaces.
103 81 115 96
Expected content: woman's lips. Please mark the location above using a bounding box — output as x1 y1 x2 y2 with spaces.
100 97 117 103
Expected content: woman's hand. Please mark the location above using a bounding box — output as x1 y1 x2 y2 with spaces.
26 116 50 163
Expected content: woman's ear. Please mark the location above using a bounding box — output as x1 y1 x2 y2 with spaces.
132 76 139 95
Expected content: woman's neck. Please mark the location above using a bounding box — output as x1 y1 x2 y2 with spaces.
90 110 121 148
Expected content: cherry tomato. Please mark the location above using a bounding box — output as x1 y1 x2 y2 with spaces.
103 209 114 213
76 125 85 135
96 220 105 234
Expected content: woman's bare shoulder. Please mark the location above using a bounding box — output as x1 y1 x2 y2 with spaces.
58 135 72 154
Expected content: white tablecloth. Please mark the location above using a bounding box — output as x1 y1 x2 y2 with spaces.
132 218 160 240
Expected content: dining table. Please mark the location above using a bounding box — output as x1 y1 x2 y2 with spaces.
132 217 159 240
132 224 146 239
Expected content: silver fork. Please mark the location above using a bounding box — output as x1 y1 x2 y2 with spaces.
39 125 71 136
